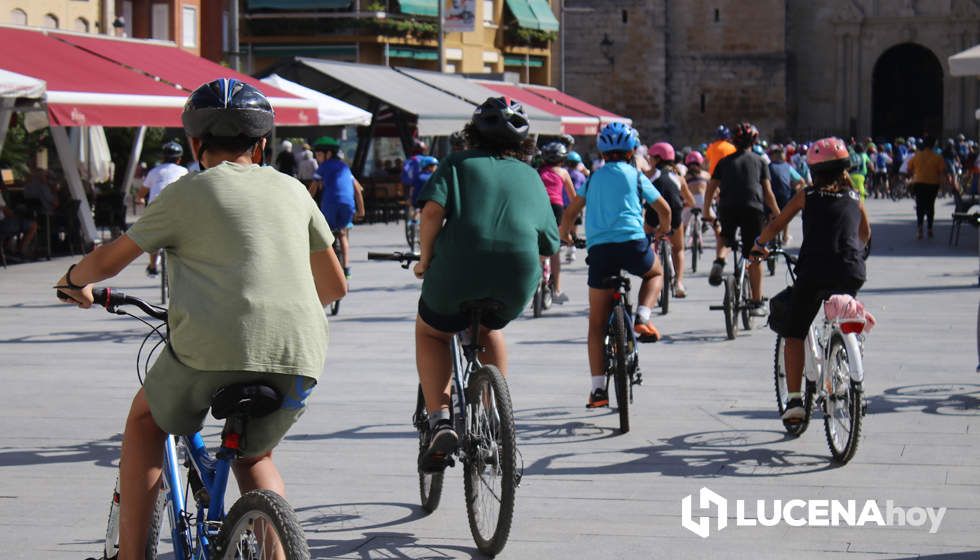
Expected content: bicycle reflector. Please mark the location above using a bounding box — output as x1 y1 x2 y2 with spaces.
839 321 866 335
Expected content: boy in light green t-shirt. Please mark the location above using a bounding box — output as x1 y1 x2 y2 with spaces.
54 80 347 558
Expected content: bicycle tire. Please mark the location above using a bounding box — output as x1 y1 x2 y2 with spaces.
329 299 340 316
767 254 776 276
160 251 167 306
740 275 754 331
723 276 737 340
331 235 344 316
611 305 630 433
214 489 310 560
463 365 517 557
690 219 701 274
103 477 168 560
659 240 671 315
531 284 543 318
542 283 553 310
823 334 863 464
415 387 444 513
404 208 415 250
773 337 813 436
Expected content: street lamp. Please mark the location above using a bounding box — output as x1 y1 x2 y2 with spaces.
600 33 614 65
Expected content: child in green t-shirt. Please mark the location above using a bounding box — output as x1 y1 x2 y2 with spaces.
413 97 560 471
54 79 347 558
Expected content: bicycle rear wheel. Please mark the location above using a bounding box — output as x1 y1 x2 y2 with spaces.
215 489 310 559
531 283 543 318
330 236 344 316
823 334 863 464
463 365 517 557
740 274 755 331
723 276 738 340
773 336 813 436
659 241 671 315
689 219 701 274
611 305 630 433
103 476 168 560
414 386 444 513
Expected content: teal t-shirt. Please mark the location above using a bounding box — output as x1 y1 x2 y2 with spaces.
125 162 334 379
418 149 560 322
578 161 661 248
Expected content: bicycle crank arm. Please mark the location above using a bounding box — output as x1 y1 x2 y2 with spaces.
708 305 726 310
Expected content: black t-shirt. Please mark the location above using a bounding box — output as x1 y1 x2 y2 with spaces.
712 150 769 212
797 187 866 283
275 151 297 177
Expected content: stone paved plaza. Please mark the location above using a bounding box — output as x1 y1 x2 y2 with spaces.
1 198 978 559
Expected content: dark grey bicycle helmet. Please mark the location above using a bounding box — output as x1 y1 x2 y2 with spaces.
182 78 275 140
472 97 530 146
540 141 567 164
161 140 183 159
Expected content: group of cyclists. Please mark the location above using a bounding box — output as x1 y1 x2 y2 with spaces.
50 75 957 557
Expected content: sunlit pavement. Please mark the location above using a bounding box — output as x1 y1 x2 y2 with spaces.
1 197 978 559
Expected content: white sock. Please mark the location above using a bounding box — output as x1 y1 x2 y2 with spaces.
428 407 451 429
591 375 606 391
787 392 802 401
636 305 652 323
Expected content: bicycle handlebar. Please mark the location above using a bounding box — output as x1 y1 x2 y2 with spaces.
91 288 169 321
367 251 421 270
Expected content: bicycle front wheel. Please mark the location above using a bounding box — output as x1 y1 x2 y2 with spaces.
740 274 755 331
463 365 517 557
659 242 671 315
215 489 310 559
723 276 738 340
823 335 863 464
774 336 813 436
689 220 701 274
611 305 630 433
103 476 169 560
531 284 543 318
415 387 444 513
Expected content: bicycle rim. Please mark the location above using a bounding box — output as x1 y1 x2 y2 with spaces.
463 366 517 556
823 335 862 463
216 490 309 559
611 305 630 433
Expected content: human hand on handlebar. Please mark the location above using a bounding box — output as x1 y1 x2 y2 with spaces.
54 273 94 308
413 260 428 279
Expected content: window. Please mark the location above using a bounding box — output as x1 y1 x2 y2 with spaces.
714 8 720 22
122 1 134 36
622 10 628 24
43 13 59 28
151 3 170 40
9 8 26 25
483 0 494 23
222 11 230 52
182 6 197 47
74 17 89 32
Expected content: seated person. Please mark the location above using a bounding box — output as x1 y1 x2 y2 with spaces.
0 191 38 258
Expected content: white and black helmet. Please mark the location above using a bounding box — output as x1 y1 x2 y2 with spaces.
472 97 530 146
182 78 275 140
540 141 567 164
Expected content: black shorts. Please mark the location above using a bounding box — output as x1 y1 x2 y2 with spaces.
585 239 655 289
418 298 510 334
551 203 564 225
719 206 765 257
645 203 683 232
783 276 864 339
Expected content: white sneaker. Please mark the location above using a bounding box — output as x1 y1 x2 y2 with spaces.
553 292 569 305
781 398 805 422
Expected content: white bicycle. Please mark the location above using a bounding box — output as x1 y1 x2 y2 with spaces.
770 248 869 464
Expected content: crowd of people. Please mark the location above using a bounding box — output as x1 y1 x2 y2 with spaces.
46 75 977 557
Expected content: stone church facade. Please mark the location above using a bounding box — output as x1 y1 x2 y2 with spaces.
557 0 980 146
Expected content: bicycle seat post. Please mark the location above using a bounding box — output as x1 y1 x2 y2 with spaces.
464 309 485 364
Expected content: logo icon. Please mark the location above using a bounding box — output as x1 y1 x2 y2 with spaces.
681 487 727 538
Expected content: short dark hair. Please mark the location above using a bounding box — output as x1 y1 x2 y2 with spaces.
602 151 631 162
205 134 262 156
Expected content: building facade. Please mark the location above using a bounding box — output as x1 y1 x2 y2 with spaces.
113 0 202 54
236 0 558 84
2 0 108 33
559 0 980 146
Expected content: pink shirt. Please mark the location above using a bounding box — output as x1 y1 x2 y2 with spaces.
539 166 565 206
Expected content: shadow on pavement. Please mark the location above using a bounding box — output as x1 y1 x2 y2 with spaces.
0 328 155 344
906 553 980 560
307 531 480 559
515 406 620 446
524 429 839 478
660 328 732 344
0 434 120 468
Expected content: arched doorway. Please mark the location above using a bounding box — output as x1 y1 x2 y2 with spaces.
872 43 943 140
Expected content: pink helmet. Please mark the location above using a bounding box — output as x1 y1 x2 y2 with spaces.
806 137 849 168
684 151 704 166
649 142 675 162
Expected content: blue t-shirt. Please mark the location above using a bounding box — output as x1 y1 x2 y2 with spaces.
315 158 355 209
768 162 803 206
566 168 587 206
401 154 422 187
577 161 661 248
412 170 433 207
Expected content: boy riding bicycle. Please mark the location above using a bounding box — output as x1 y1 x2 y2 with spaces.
559 122 671 408
413 97 559 471
752 137 871 422
55 79 346 559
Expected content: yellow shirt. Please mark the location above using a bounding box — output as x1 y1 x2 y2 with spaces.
907 150 946 185
706 140 736 176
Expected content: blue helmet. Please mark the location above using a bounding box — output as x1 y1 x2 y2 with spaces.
566 150 583 164
597 122 638 153
715 125 731 140
752 144 765 155
420 156 439 168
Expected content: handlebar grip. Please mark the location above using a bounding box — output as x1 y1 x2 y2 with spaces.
367 252 420 262
91 287 127 308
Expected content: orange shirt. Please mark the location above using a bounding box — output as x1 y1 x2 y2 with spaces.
706 140 736 176
907 150 946 185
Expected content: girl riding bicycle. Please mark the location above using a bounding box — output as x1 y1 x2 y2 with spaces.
752 137 871 422
646 142 695 298
538 141 578 304
560 122 671 408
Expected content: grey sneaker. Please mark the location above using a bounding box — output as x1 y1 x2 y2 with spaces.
708 259 725 286
419 419 458 473
553 291 569 305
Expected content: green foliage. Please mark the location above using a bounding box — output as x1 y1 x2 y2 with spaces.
363 17 438 39
507 26 557 46
0 114 49 180
104 126 171 190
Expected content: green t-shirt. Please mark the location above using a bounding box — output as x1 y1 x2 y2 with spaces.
126 162 334 379
418 149 560 321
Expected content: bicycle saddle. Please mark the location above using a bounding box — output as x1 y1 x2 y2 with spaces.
459 299 504 315
600 275 627 290
210 383 283 420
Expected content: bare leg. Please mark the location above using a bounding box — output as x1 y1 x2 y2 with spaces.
638 256 664 309
550 253 562 293
415 315 453 415
670 228 685 287
748 260 763 301
118 389 167 560
784 337 805 393
587 288 615 376
715 232 731 261
339 229 350 269
232 452 285 496
478 327 508 375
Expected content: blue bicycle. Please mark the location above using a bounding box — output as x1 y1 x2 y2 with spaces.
88 288 309 560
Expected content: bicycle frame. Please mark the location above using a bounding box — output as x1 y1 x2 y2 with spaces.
607 279 640 374
803 319 865 386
